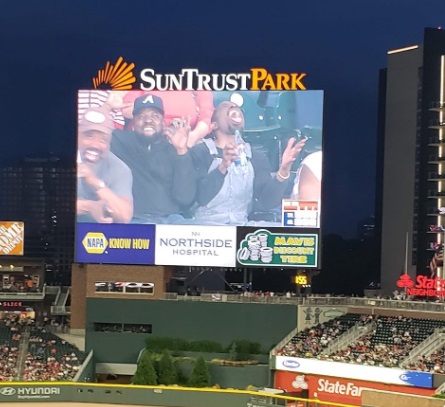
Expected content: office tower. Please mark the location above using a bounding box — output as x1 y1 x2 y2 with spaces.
0 155 75 283
377 28 445 293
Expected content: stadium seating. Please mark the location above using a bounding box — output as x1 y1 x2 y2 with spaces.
23 328 86 381
278 313 445 372
276 314 366 357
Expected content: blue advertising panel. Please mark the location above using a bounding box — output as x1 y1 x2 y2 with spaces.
76 223 155 265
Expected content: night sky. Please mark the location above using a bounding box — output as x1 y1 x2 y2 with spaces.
1 1 445 238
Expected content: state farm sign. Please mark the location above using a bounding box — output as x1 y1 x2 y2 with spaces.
274 372 434 406
316 378 363 397
397 274 445 297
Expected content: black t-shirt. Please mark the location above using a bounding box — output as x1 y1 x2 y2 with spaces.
110 130 196 219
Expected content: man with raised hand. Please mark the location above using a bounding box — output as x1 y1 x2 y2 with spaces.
110 94 197 224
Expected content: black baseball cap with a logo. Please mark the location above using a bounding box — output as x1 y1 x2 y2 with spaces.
132 94 164 116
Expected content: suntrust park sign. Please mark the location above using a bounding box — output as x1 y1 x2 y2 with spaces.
140 68 307 91
92 57 308 91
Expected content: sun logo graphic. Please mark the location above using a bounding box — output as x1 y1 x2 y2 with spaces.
92 57 136 90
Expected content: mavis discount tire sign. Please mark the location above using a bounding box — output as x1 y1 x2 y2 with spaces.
0 222 24 256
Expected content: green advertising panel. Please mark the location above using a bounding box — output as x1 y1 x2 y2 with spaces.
236 228 318 268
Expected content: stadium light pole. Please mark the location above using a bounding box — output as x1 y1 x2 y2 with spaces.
404 232 409 275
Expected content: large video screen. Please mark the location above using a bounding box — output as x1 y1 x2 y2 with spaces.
75 90 323 267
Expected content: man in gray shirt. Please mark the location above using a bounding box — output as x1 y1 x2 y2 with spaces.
77 107 133 223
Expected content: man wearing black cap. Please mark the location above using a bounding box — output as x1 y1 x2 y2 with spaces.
77 107 134 223
110 94 197 224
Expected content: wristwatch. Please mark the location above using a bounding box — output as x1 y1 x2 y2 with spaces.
97 180 106 191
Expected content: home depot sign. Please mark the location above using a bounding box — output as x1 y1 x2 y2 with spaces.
274 372 434 406
0 222 24 256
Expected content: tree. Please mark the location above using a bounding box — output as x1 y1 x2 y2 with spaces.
132 351 157 385
158 349 177 385
189 356 211 388
234 340 251 361
228 341 238 361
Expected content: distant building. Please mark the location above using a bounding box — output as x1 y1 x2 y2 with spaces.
377 27 445 293
357 215 375 241
0 155 75 284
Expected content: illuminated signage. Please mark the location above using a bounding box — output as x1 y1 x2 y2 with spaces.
81 65 323 270
93 57 307 91
0 302 23 307
155 225 236 267
82 232 108 254
294 275 308 285
0 222 24 256
397 274 445 297
76 224 155 265
95 281 154 294
237 229 318 268
140 68 306 91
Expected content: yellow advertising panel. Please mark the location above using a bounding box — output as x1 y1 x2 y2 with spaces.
0 222 24 256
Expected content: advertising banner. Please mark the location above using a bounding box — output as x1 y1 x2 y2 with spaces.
236 228 318 268
274 372 435 406
0 385 63 401
75 87 323 267
155 225 236 267
397 274 445 297
0 222 24 256
76 223 155 265
274 356 433 388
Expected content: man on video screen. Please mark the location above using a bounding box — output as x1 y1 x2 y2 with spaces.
77 107 133 223
189 100 306 225
110 94 197 224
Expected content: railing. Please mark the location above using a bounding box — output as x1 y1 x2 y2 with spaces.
16 331 30 380
45 286 62 295
428 155 445 161
51 305 71 315
269 326 301 359
163 292 445 313
430 101 445 110
322 322 375 356
74 350 94 382
0 288 45 300
400 328 445 369
429 120 445 127
56 287 70 307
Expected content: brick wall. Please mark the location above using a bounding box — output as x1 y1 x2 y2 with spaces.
70 264 172 329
